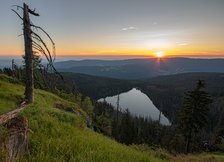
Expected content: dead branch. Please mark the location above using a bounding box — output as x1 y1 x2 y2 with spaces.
11 5 23 10
11 9 23 20
32 31 53 62
31 24 56 62
51 65 65 82
31 25 55 48
31 32 64 82
28 8 39 16
32 41 50 62
0 101 27 124
18 33 23 37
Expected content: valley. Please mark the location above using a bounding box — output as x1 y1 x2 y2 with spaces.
59 70 224 131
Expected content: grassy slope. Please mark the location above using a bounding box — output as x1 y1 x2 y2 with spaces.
0 74 157 161
1 74 224 162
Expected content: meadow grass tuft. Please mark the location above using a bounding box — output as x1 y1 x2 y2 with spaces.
0 78 24 115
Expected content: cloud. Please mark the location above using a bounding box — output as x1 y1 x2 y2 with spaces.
120 27 138 31
97 50 117 53
153 22 157 25
178 43 187 46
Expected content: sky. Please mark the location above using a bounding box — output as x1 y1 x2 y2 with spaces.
0 0 224 60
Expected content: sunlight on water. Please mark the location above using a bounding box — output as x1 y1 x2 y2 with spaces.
98 88 170 125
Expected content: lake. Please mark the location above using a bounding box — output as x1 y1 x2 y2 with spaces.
98 88 170 125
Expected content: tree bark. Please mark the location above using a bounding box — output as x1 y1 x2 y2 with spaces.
185 129 192 154
185 139 190 155
5 117 29 162
23 3 34 103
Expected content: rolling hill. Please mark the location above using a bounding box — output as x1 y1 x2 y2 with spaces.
56 58 224 79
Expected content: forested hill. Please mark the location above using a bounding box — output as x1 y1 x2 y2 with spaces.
58 72 135 99
58 72 224 131
139 72 224 130
56 58 224 79
54 59 145 68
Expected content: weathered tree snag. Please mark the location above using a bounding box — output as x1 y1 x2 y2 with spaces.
12 3 64 95
23 3 34 103
4 117 29 162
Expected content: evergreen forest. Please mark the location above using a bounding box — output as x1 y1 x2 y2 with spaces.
1 60 224 158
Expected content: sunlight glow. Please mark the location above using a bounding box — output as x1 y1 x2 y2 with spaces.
153 52 165 58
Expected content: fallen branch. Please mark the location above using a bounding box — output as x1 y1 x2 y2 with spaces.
0 101 27 124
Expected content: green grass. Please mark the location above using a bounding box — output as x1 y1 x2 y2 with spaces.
171 152 224 162
1 74 224 162
0 75 24 115
17 92 158 161
0 75 158 161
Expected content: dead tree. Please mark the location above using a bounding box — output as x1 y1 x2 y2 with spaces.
116 85 120 141
23 3 35 103
156 102 162 144
12 59 15 78
12 3 65 103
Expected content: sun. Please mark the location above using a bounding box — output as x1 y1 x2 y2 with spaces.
153 51 165 58
157 53 164 58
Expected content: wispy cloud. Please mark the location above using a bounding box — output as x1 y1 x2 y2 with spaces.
178 43 187 46
120 27 138 31
97 50 117 54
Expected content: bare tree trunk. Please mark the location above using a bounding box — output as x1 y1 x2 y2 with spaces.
185 129 192 154
12 59 15 78
23 3 34 103
185 139 190 155
116 85 120 141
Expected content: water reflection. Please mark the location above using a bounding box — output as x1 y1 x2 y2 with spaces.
98 88 169 125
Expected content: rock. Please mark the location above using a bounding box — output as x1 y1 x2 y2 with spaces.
65 106 79 115
85 117 94 131
53 101 65 110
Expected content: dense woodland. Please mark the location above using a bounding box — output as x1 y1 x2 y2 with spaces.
139 73 224 130
1 61 224 154
58 72 134 99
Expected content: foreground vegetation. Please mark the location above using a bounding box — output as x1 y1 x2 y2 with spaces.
1 74 224 161
0 74 155 161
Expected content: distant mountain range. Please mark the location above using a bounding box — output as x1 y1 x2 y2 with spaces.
55 58 224 79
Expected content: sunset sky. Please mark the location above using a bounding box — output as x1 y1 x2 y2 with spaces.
0 0 223 59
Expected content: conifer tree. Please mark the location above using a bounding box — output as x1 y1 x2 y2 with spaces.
120 109 132 145
177 79 213 154
82 96 94 115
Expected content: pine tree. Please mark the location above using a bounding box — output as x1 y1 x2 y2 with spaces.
82 96 94 115
111 117 117 139
177 79 213 154
120 109 132 145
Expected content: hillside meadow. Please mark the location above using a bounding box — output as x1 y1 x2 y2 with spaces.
0 74 224 161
